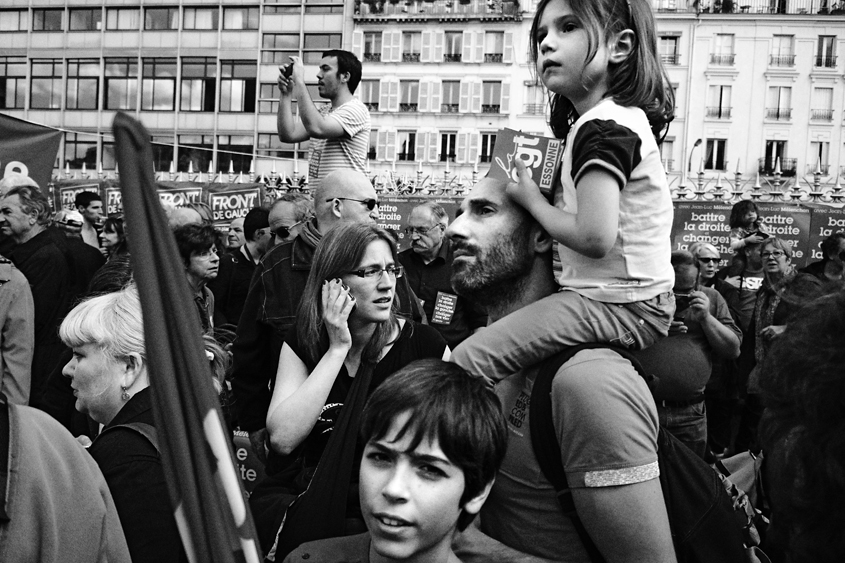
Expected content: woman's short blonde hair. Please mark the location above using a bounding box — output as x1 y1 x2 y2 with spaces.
59 284 146 362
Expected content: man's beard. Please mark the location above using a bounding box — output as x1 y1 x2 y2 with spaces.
450 226 534 312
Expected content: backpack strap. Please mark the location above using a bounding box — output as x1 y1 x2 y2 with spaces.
97 422 160 454
529 343 651 563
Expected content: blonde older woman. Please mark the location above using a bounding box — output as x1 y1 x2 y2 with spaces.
60 285 185 563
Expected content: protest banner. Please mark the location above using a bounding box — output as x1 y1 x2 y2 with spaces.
670 202 734 268
378 196 461 252
806 204 845 262
0 113 62 191
756 203 812 267
207 185 263 227
487 128 562 201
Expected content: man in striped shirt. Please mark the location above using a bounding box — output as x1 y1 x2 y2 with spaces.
276 50 370 189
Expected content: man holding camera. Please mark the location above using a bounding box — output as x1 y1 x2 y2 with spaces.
634 250 741 459
276 50 370 189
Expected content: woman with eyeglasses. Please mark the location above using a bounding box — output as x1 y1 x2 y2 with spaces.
251 223 448 550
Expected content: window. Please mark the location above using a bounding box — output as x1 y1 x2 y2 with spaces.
402 32 421 63
145 8 178 30
440 132 457 163
69 8 102 31
105 58 138 110
262 33 299 64
220 61 256 112
264 1 301 15
659 36 679 65
368 130 377 161
258 83 279 114
0 10 28 31
480 133 496 163
257 134 308 159
816 36 836 68
360 80 379 111
181 57 216 112
67 60 99 110
444 32 462 62
761 140 786 176
441 81 460 113
811 87 834 121
363 32 382 62
397 131 416 161
102 141 116 170
305 3 344 14
0 57 27 109
524 82 544 115
705 85 731 119
217 135 253 173
178 135 214 173
704 139 727 171
661 139 674 172
32 9 63 32
399 80 419 112
223 7 258 30
30 59 62 110
711 34 734 65
303 34 342 64
183 8 218 30
482 81 501 113
484 31 504 63
152 136 175 173
64 133 98 169
766 86 791 120
106 8 139 31
809 142 830 174
770 35 794 67
142 59 177 111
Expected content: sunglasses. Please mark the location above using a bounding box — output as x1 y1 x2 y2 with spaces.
271 217 309 240
698 257 720 264
325 197 378 211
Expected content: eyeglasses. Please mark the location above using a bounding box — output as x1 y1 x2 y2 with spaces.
325 197 378 211
346 265 404 280
271 217 309 240
196 247 218 259
761 251 786 259
404 225 442 236
697 257 720 264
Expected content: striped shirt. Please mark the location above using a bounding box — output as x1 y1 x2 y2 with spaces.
307 98 370 187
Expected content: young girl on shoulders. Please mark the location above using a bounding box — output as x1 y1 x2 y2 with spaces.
453 0 676 379
728 200 768 252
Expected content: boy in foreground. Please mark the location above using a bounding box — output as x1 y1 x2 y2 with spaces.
283 359 507 563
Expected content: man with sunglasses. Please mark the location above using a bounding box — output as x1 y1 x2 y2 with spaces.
230 170 421 462
634 250 741 459
398 203 487 349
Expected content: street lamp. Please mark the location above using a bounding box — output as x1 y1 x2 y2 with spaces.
685 138 702 186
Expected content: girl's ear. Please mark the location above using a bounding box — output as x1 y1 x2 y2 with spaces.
461 479 495 517
609 29 636 64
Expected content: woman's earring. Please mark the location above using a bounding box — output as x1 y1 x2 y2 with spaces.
121 386 131 401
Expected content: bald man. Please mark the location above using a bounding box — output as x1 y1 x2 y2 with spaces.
230 170 420 464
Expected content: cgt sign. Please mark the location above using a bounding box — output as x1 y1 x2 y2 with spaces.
209 187 261 223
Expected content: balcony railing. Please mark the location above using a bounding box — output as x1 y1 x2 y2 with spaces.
811 109 834 121
653 0 845 14
705 106 732 119
709 53 735 65
441 103 459 113
363 52 381 62
482 104 500 113
661 53 680 65
766 108 792 120
354 0 520 20
484 53 503 63
480 154 493 163
769 54 795 66
758 157 797 177
399 102 418 112
364 102 379 111
524 103 545 115
815 56 837 68
402 53 421 63
443 53 462 62
807 163 831 174
397 152 416 161
662 159 675 172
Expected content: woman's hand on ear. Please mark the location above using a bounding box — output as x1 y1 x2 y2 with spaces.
322 279 355 352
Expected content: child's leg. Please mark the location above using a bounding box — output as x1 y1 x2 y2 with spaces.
452 291 667 382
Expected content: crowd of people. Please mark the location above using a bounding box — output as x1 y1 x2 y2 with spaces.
2 0 845 562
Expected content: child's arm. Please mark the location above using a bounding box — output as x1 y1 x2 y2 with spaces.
508 158 618 259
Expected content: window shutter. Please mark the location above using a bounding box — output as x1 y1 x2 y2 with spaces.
379 78 390 110
456 131 468 163
503 31 514 63
462 30 473 63
377 129 387 161
428 129 439 163
422 30 433 63
467 131 480 165
433 30 445 62
382 31 392 62
416 129 428 162
390 31 402 62
352 30 363 59
471 80 482 113
459 80 470 112
474 31 484 64
500 81 510 113
388 79 399 112
430 77 441 112
386 129 397 162
419 80 430 112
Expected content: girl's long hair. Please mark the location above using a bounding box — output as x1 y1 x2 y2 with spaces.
295 223 400 367
530 0 674 143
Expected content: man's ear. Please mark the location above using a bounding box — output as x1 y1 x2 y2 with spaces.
609 29 635 65
339 71 351 85
328 198 343 219
461 479 495 517
532 224 554 254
